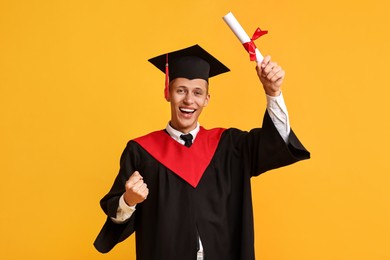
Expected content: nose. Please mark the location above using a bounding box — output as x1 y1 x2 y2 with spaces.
183 92 194 104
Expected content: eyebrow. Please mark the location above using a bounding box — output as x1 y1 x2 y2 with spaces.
173 84 208 93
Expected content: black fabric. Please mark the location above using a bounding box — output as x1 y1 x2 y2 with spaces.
94 111 310 259
148 44 230 82
180 133 193 147
170 56 210 82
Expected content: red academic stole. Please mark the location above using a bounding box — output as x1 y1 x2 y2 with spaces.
133 127 225 188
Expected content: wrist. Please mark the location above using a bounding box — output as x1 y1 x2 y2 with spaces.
123 193 136 207
265 90 281 97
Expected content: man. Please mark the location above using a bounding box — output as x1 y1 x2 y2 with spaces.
94 44 310 259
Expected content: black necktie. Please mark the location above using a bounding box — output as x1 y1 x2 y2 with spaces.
180 133 193 147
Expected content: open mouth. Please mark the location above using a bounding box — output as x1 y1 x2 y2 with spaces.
180 108 196 114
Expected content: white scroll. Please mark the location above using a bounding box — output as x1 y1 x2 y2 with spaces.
223 12 265 62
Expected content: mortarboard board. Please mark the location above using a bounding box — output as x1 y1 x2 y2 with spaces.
148 44 230 99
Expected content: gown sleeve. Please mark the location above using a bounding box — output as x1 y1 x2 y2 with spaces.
94 142 139 253
243 110 310 177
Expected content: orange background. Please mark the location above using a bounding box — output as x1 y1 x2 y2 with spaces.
1 0 389 259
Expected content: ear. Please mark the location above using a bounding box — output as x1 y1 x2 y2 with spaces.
203 93 210 107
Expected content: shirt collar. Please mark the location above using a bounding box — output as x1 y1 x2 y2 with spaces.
165 122 200 145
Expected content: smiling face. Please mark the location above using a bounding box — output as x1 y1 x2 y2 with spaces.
167 77 210 133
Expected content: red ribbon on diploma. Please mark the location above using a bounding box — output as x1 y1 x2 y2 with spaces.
243 28 268 61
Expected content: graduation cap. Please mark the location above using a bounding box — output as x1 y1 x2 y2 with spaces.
148 44 230 99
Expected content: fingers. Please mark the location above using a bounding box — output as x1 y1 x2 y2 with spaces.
137 183 149 199
259 58 284 81
126 171 147 194
124 171 149 206
256 55 284 96
126 171 143 186
266 65 285 83
260 57 284 81
260 55 271 68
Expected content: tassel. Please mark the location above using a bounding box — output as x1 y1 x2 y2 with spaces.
164 54 169 99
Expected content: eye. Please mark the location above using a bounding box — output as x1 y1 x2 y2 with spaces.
176 88 185 94
194 89 204 96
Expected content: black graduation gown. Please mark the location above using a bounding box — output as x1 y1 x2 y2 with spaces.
94 111 310 259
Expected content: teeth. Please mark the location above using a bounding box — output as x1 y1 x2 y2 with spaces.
180 108 195 113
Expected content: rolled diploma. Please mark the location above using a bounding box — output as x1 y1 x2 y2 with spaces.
223 12 264 62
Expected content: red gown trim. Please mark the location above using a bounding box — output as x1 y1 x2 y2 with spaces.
133 127 225 188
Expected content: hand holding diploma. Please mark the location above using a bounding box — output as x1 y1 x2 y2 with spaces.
256 55 285 96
